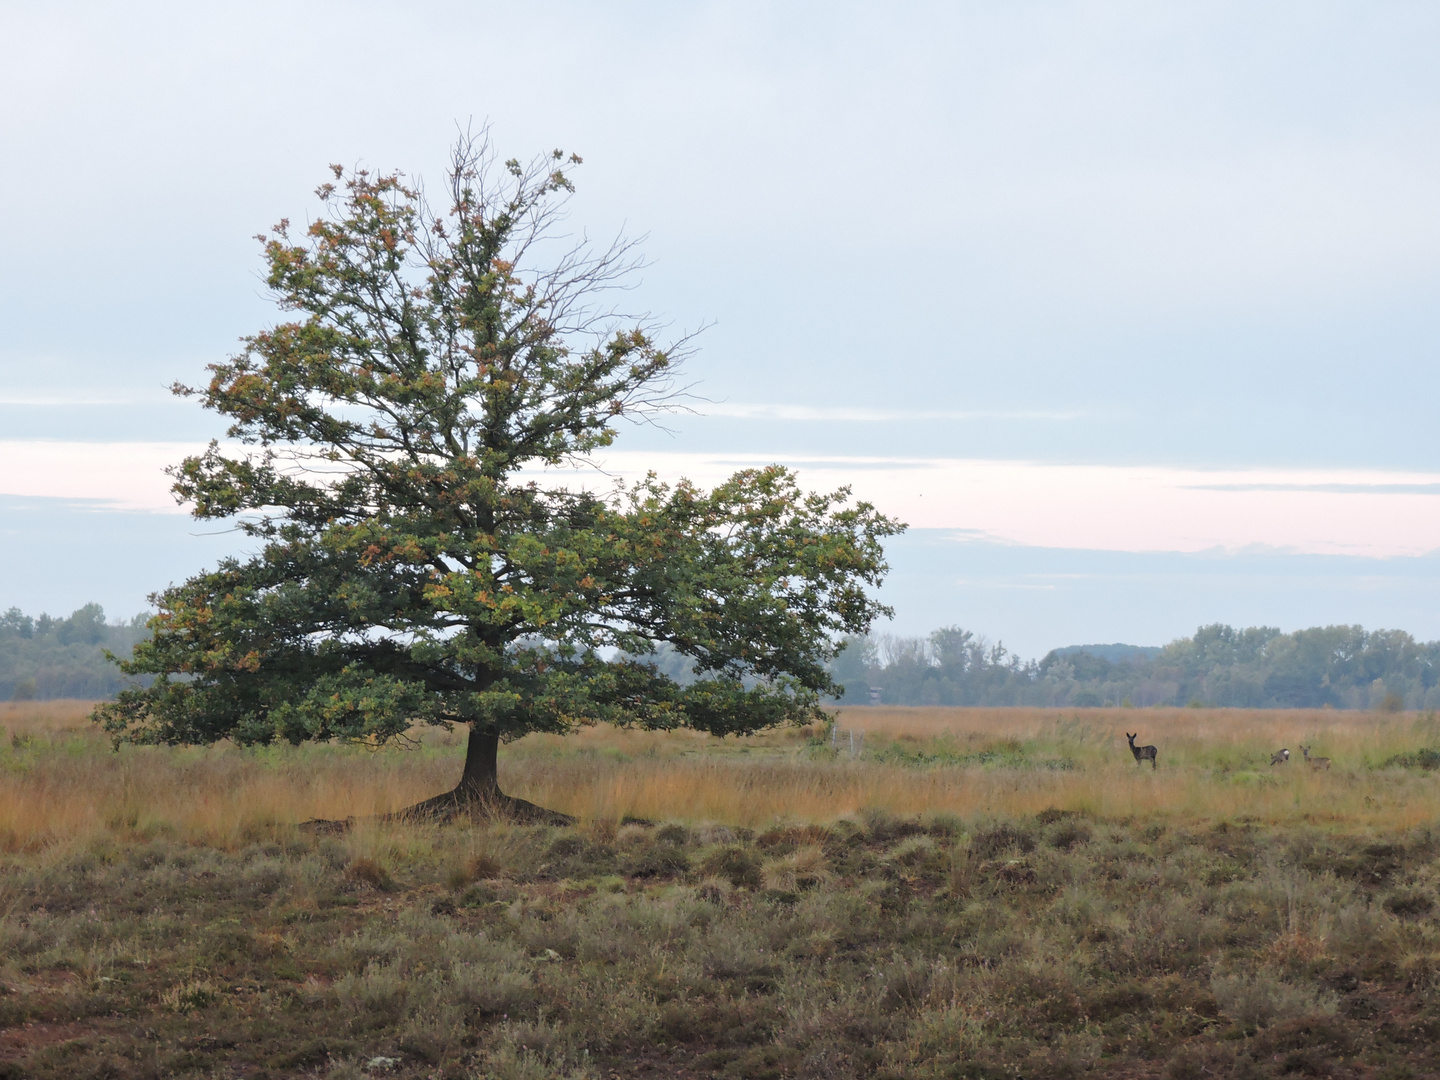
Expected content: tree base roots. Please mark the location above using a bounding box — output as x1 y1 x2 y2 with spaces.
295 817 355 835
391 786 575 826
296 787 573 832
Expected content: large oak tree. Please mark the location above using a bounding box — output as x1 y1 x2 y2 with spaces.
96 135 903 820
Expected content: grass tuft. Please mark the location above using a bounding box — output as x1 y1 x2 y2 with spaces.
343 856 394 891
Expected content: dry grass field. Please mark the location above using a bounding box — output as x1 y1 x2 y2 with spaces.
3 701 1438 850
3 702 1440 1079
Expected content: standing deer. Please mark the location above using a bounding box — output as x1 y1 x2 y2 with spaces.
1269 748 1290 766
1126 733 1158 769
1300 745 1331 770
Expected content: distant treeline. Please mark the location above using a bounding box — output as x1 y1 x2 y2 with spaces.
9 603 1439 712
1 605 149 701
832 624 1440 710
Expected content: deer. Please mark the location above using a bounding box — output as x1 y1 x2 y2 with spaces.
1300 745 1331 770
1269 748 1290 766
1126 733 1158 769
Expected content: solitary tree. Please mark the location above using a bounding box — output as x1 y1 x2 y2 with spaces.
96 134 903 820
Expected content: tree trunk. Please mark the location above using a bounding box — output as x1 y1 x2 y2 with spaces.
458 725 502 799
394 724 574 824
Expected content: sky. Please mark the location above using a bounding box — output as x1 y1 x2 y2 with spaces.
3 1 1440 658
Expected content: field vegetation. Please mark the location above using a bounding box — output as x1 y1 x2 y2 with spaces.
3 702 1440 1078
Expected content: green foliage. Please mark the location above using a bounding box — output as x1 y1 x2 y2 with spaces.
96 135 901 749
840 622 1440 709
0 605 149 700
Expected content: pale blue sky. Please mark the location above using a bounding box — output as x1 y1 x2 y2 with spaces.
3 2 1439 656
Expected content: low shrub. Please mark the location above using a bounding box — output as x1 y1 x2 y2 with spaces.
698 846 763 889
344 856 394 891
1380 748 1440 770
1384 890 1435 917
971 822 1036 858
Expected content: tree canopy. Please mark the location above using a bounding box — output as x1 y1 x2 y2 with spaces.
95 134 902 815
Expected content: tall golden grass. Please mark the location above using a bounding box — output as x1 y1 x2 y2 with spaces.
2 701 1439 850
0 698 96 734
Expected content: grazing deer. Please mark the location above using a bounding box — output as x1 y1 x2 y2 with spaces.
1126 733 1158 769
1300 745 1331 770
1269 748 1290 766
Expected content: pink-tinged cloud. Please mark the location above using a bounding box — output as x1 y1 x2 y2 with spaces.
532 452 1440 559
0 441 197 512
6 442 1439 558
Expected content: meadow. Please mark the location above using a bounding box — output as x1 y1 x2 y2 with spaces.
2 701 1440 1078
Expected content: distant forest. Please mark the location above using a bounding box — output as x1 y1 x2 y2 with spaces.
6 604 1439 711
0 605 149 701
832 624 1440 710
